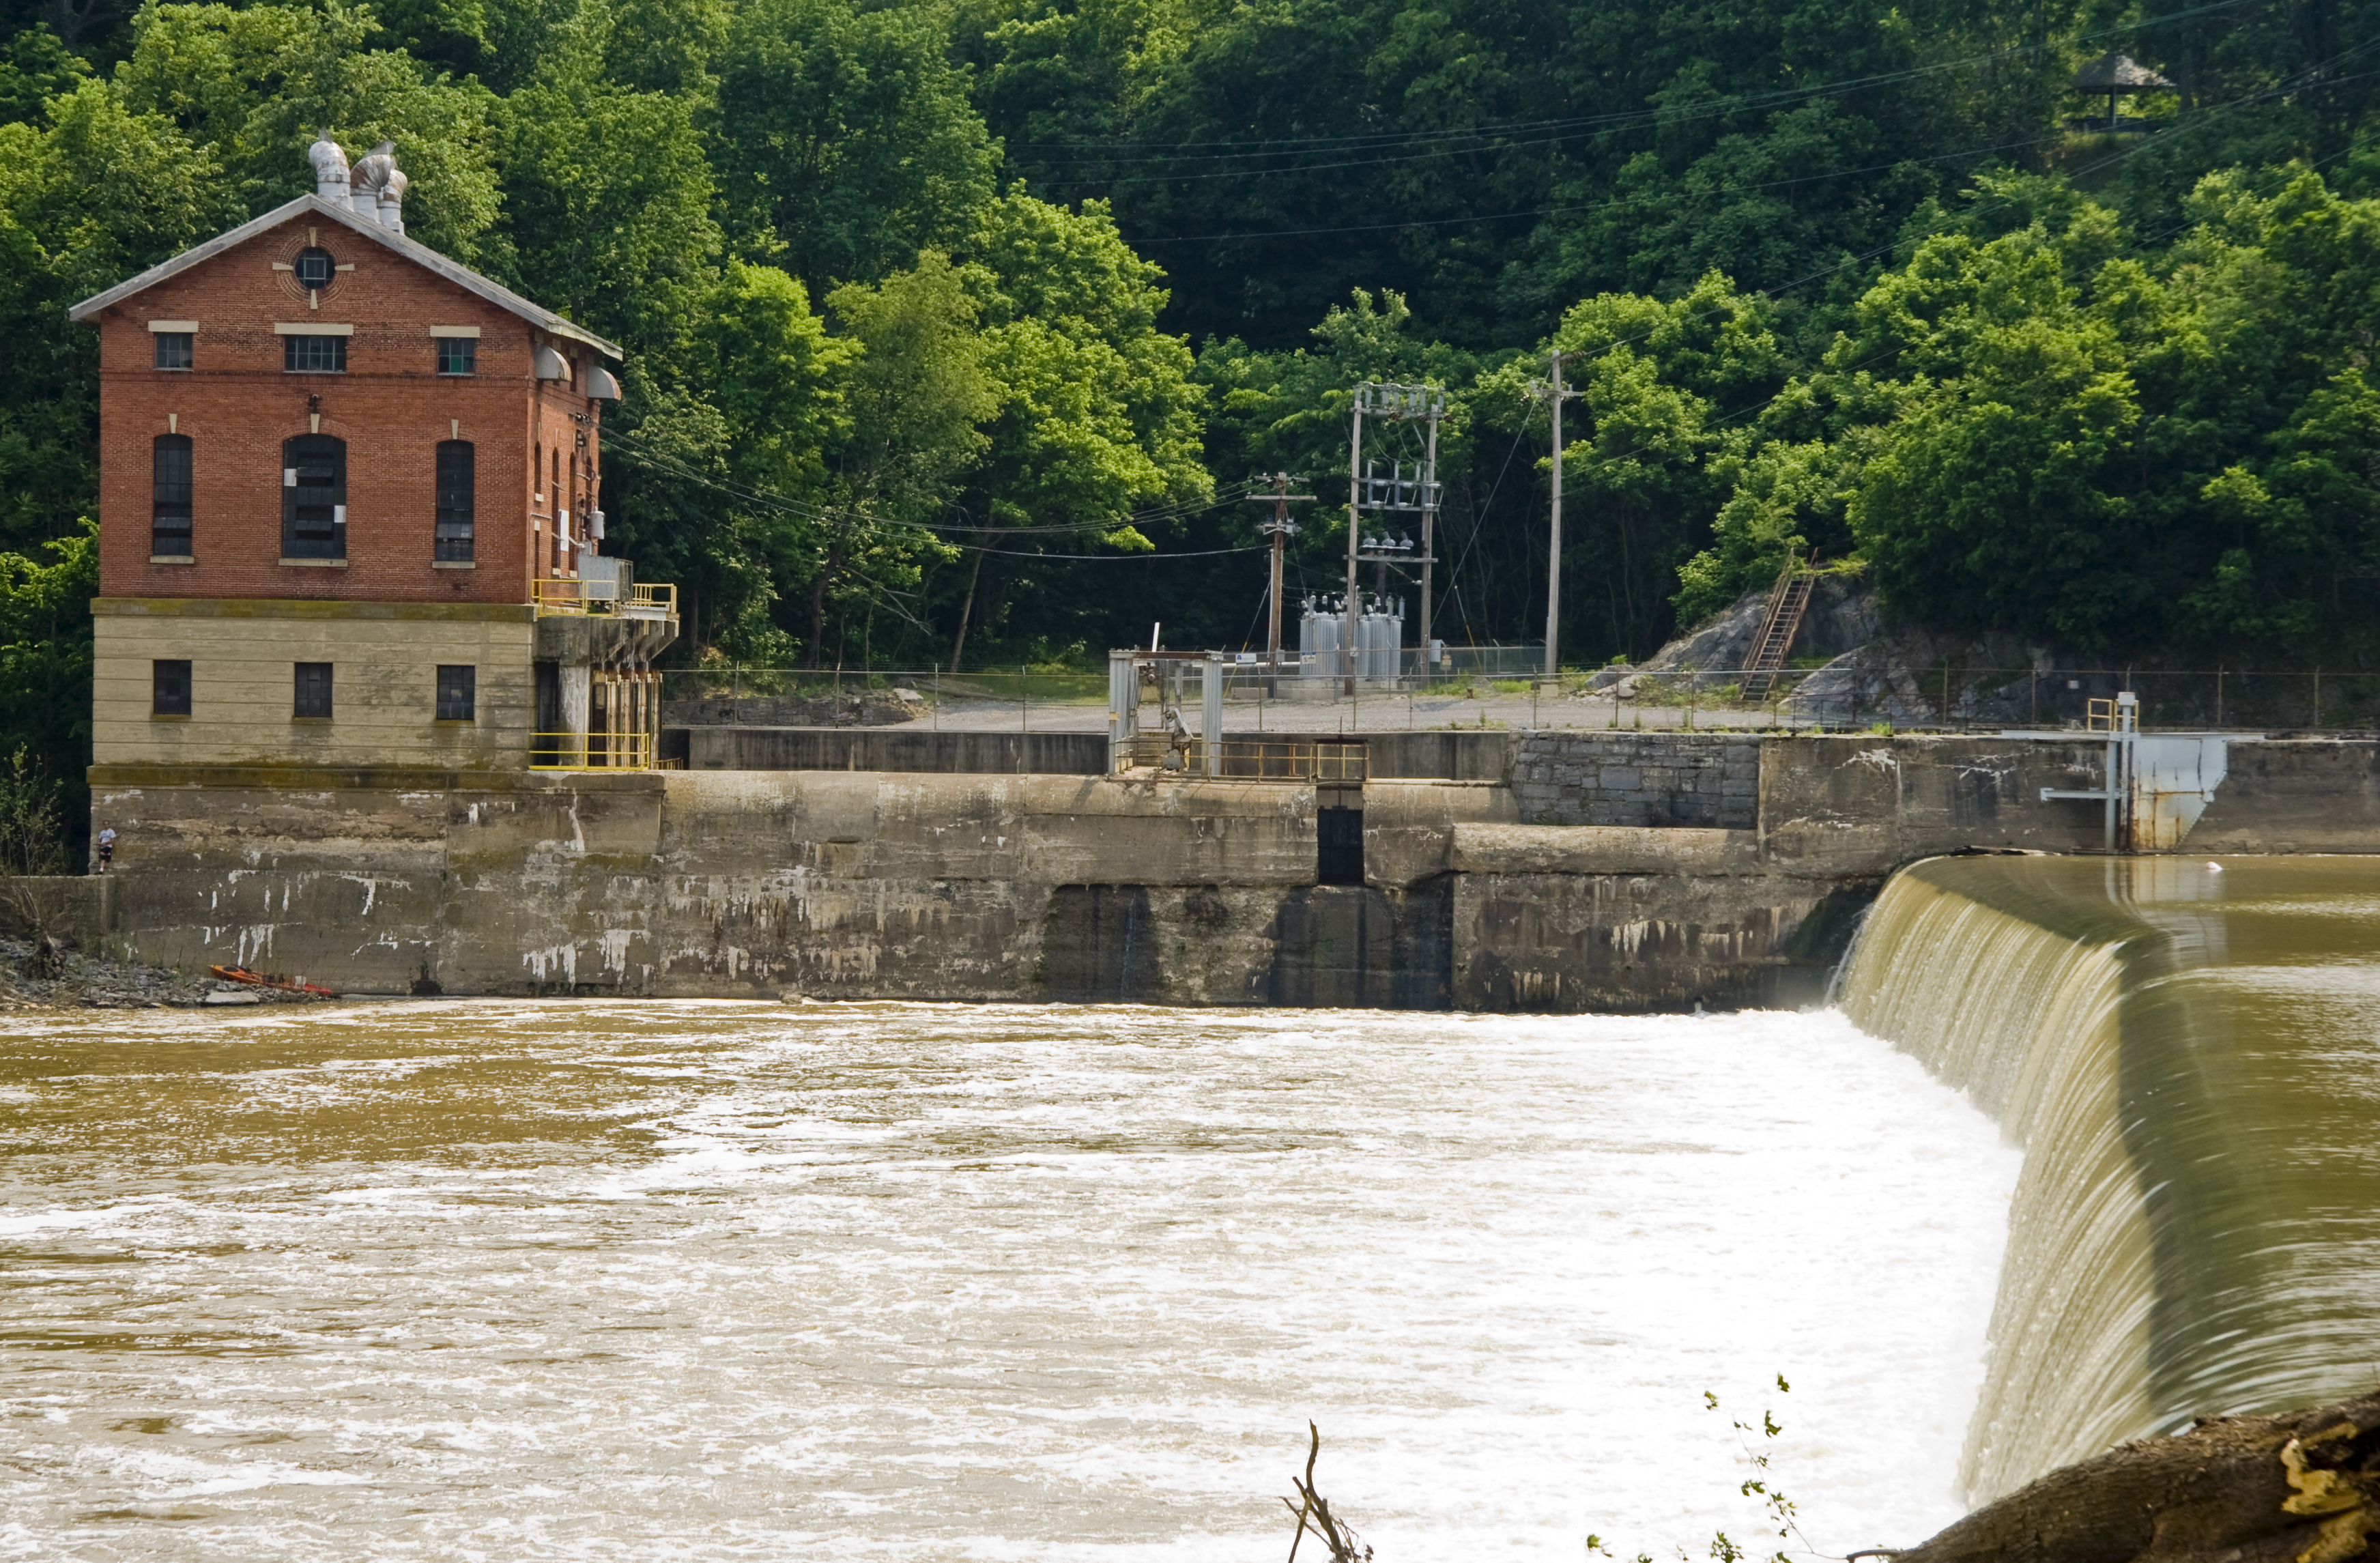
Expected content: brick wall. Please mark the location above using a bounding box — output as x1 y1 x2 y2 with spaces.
1510 732 1759 828
91 211 605 606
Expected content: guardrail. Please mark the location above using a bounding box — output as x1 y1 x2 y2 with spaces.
532 579 678 620
528 730 655 770
1116 735 1367 781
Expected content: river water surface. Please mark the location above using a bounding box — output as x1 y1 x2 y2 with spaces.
0 1002 2016 1560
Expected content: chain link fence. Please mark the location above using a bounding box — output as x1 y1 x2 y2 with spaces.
653 662 2380 734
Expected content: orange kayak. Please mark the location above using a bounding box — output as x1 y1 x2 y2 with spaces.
207 965 337 998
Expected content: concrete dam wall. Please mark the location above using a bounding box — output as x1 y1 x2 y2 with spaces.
81 734 2380 1009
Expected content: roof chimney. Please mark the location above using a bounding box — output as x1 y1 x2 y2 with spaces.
378 166 407 235
307 132 349 205
349 141 405 231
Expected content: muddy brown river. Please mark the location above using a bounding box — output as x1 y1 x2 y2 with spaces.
0 1001 2012 1560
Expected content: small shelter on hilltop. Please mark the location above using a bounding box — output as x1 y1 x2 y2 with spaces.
2070 51 2175 132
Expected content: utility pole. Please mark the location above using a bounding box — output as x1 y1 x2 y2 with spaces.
1243 472 1313 696
1420 410 1439 661
1345 397 1364 698
1544 348 1576 681
1344 384 1445 696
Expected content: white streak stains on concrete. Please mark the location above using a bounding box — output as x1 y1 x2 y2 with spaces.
234 923 276 966
523 943 578 983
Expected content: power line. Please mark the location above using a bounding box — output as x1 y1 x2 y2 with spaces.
602 428 1268 559
1009 0 2267 166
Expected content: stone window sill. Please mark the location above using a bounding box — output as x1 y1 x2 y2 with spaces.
291 716 332 725
150 713 189 721
149 554 194 565
433 560 476 569
281 557 348 568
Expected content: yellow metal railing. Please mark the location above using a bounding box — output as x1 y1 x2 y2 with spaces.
532 579 678 619
528 730 655 770
1119 735 1366 782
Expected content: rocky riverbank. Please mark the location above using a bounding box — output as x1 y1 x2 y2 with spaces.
0 938 326 1009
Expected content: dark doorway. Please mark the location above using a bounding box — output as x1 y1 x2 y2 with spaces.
1317 807 1364 885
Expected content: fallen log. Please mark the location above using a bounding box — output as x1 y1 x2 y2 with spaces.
1894 1388 2380 1563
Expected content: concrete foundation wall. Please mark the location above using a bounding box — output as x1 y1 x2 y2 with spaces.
94 598 535 769
683 727 1108 775
76 732 2380 1013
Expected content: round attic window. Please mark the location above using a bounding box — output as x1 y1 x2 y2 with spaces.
293 246 335 291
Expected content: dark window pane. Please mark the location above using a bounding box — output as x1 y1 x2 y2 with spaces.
293 662 333 719
435 441 474 562
152 434 192 556
435 665 476 721
152 659 191 717
293 246 334 290
281 434 347 559
153 332 192 370
437 337 476 375
283 334 346 373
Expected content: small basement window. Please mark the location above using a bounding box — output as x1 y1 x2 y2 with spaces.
293 661 333 719
435 665 476 721
153 332 192 370
152 659 191 717
284 334 347 373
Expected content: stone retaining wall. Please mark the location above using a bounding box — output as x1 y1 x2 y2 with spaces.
1510 732 1758 828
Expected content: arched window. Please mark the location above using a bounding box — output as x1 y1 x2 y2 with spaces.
281 434 346 560
435 442 473 562
152 434 192 558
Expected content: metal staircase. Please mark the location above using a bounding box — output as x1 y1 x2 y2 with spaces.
1740 560 1816 700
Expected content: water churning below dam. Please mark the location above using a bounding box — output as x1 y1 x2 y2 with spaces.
1838 853 2380 1506
8 852 2379 1558
0 1002 2011 1560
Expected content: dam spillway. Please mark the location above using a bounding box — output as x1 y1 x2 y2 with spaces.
1837 853 2380 1505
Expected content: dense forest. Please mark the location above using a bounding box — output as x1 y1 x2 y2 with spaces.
6 0 2380 776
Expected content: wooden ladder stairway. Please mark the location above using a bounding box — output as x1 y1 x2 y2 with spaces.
1740 562 1816 701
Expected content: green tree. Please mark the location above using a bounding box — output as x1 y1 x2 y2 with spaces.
713 0 997 290
805 252 996 665
944 189 1209 665
111 1 504 262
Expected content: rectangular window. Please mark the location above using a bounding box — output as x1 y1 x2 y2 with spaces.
435 665 476 721
283 334 347 373
435 440 474 562
153 332 192 371
152 659 191 717
437 337 476 375
281 434 345 559
293 662 333 719
152 433 192 557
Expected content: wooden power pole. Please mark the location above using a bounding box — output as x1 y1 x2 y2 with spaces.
1244 472 1313 693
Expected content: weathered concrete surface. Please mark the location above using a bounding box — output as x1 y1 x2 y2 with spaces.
679 727 1108 775
1511 732 1759 828
79 732 2380 1012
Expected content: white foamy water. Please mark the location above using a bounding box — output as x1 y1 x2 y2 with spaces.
0 1001 2016 1560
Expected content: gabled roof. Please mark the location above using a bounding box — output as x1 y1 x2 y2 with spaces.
2071 51 2175 91
68 192 622 360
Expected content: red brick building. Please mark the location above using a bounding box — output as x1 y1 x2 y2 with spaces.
71 141 674 775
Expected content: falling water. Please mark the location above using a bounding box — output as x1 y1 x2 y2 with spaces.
1837 854 2380 1505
